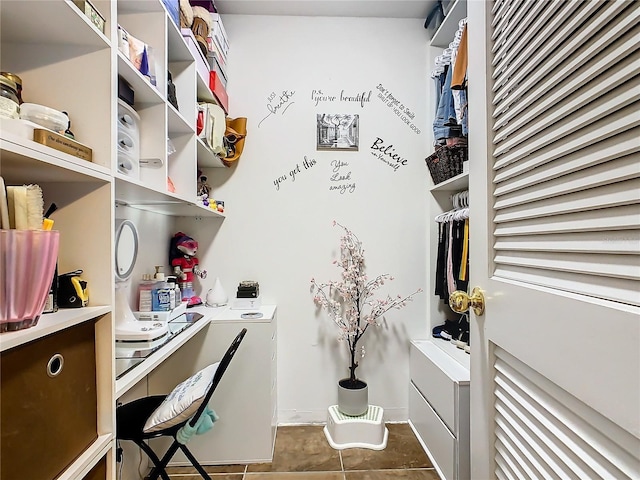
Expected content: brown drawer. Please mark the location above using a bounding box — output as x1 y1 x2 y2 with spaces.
1 320 98 480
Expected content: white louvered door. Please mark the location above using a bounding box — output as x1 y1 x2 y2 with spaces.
467 1 640 478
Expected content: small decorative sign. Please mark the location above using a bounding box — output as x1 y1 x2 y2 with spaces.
33 129 93 161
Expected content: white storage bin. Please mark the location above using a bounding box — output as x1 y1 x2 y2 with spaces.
117 100 140 136
117 100 140 179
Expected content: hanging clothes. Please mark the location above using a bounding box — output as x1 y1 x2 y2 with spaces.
434 191 469 305
451 23 468 89
459 218 469 282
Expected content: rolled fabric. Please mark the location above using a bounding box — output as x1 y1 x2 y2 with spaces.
176 406 219 445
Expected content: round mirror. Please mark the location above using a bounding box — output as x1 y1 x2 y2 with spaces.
115 220 138 281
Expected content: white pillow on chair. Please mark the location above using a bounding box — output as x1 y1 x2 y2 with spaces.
143 362 220 433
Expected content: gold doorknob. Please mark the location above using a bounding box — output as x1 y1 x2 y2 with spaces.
449 287 485 316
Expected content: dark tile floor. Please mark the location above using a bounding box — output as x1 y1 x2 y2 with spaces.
164 423 440 479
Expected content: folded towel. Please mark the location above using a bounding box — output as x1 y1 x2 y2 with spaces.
176 406 218 445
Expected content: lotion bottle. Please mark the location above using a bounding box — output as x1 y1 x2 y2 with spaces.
138 274 155 312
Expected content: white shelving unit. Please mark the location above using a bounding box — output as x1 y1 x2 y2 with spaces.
411 3 471 479
425 0 470 364
430 0 468 48
0 1 228 478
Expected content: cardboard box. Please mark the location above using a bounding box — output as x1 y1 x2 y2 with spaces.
74 0 105 34
207 36 227 66
209 71 228 113
210 13 230 55
207 51 227 87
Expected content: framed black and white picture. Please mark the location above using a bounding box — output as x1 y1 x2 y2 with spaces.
316 114 359 151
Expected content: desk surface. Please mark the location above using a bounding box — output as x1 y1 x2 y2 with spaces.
115 304 276 397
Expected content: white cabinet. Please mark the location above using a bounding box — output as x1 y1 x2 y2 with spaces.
409 341 469 480
148 306 278 464
0 1 228 478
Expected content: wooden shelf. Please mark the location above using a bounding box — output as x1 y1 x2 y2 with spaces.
56 434 113 480
0 306 112 353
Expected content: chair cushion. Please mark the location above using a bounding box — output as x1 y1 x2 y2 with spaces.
143 362 220 433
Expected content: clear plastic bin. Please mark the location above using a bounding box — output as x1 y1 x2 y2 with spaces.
19 103 68 132
0 230 60 331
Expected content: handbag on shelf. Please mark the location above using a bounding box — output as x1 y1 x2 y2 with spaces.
222 117 247 167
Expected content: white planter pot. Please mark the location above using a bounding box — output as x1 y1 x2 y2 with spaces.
337 378 368 416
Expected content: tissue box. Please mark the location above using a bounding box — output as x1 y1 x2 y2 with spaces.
231 296 262 310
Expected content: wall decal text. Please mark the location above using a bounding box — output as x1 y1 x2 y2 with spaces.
273 155 317 191
375 83 421 135
258 90 296 128
311 89 372 108
370 137 409 172
329 159 356 194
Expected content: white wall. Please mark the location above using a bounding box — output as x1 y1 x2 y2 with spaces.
185 14 432 423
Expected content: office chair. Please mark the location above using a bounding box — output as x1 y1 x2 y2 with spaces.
116 328 247 480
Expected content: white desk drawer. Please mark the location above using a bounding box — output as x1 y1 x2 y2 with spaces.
410 341 469 433
410 382 456 480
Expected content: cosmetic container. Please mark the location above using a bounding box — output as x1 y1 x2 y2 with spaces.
138 274 155 312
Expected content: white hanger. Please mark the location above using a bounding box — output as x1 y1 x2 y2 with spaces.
435 191 470 223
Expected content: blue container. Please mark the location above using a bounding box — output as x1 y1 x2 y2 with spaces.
162 0 179 27
152 287 172 311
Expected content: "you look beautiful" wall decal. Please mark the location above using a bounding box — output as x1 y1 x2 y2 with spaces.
311 89 372 108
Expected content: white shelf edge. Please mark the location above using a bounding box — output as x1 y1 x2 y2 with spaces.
168 103 195 135
1 130 112 183
196 73 219 105
430 0 467 48
430 171 469 193
64 0 112 48
197 137 227 168
412 338 470 375
56 433 113 480
2 1 111 49
115 315 213 397
0 306 112 352
114 175 225 218
117 52 165 106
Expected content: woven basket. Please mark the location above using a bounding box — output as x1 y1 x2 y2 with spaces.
425 145 467 185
